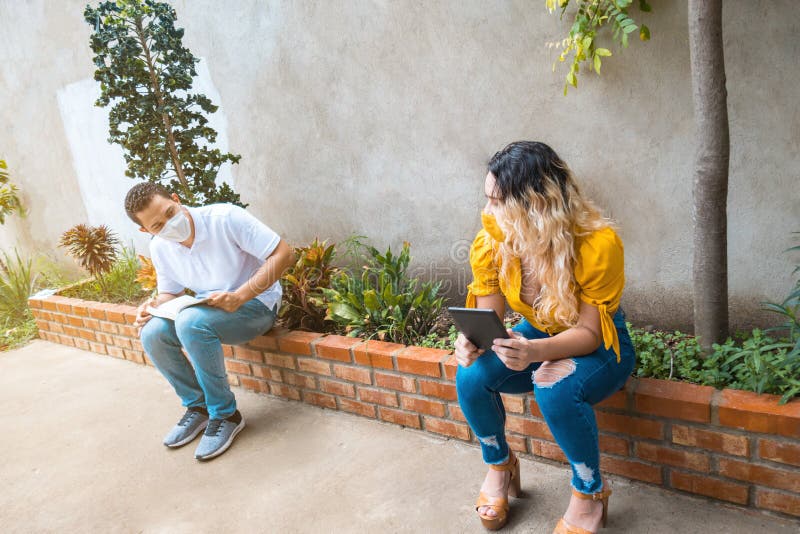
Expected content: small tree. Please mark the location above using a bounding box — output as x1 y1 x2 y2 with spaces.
546 1 732 348
84 0 244 206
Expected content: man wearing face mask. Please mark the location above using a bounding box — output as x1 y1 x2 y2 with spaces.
124 182 294 461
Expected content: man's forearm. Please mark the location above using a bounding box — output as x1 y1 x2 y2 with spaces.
234 241 292 303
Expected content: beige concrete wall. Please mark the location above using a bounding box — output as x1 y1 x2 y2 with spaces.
1 0 797 331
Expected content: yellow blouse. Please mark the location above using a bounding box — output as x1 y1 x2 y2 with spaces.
465 226 625 360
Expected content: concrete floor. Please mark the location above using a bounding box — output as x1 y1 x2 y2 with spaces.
2 340 797 534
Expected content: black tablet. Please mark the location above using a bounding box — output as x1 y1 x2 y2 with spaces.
448 307 509 351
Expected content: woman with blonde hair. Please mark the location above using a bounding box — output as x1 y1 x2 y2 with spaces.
455 141 635 533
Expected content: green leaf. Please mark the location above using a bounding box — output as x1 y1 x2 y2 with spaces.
329 302 362 322
593 53 602 74
567 71 577 87
595 47 612 57
363 289 380 311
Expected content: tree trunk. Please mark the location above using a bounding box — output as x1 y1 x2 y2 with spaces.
134 18 192 200
688 0 730 349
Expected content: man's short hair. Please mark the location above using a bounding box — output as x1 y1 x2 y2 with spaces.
124 182 173 226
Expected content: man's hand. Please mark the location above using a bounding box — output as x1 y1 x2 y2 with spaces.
454 333 482 367
206 291 245 313
492 329 542 371
134 297 155 337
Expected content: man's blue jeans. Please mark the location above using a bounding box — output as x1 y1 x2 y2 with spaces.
140 298 276 420
456 310 635 494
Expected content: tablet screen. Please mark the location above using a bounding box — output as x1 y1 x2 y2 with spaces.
448 307 509 351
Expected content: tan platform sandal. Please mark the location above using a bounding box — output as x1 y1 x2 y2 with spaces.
553 485 612 534
475 451 521 531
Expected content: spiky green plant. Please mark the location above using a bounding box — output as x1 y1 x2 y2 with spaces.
59 224 120 293
0 249 37 326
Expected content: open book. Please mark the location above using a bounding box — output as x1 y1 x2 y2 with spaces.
147 295 211 321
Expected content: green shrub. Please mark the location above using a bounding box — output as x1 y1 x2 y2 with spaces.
629 323 800 404
0 249 37 326
0 249 38 351
322 241 444 345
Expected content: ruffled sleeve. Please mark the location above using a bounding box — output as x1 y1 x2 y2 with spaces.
574 227 625 360
465 229 501 308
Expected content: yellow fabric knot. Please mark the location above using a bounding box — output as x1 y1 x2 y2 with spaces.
595 302 621 362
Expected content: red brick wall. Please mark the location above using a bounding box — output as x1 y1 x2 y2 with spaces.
29 295 800 520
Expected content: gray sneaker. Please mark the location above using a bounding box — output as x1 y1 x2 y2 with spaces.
194 410 246 461
163 407 209 448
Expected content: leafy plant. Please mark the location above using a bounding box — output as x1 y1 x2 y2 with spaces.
628 325 707 382
280 238 338 331
135 254 158 291
59 224 120 293
418 324 459 350
0 159 24 224
546 0 652 94
0 249 38 352
322 241 445 345
84 0 243 206
0 249 38 326
629 323 800 404
60 245 150 304
709 330 799 404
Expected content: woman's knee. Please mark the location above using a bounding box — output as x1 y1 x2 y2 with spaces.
455 353 493 398
533 359 581 417
533 359 578 388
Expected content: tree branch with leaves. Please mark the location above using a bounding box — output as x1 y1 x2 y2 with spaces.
546 0 652 94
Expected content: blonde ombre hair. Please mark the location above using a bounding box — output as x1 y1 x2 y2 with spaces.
488 141 614 329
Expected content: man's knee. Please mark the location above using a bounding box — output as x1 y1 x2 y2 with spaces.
174 308 215 342
140 317 173 350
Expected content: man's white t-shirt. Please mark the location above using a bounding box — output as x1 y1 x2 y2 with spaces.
149 203 282 312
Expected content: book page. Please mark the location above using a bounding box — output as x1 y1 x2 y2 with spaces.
147 295 210 320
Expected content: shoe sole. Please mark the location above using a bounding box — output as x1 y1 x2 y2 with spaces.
195 418 246 461
164 419 209 448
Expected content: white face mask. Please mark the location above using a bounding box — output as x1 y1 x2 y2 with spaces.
158 209 192 242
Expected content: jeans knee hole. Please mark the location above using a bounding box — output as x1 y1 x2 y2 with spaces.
533 358 577 388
